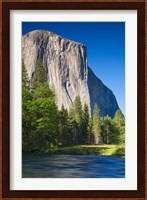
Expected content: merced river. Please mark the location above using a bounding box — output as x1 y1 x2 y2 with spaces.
22 154 125 178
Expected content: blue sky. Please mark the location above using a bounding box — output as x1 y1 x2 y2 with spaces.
22 22 125 115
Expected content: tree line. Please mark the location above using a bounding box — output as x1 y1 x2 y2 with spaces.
22 59 125 152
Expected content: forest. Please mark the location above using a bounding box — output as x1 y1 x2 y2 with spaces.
22 59 125 153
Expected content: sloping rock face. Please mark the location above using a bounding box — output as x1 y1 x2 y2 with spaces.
22 30 119 117
88 68 119 117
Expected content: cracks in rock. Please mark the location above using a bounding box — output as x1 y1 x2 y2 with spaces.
63 81 72 104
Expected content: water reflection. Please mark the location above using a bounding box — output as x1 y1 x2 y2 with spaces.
22 154 125 178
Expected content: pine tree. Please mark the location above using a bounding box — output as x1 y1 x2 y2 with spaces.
68 95 83 144
113 109 125 128
73 95 83 125
31 59 47 89
69 119 79 146
73 96 83 144
88 117 94 144
82 103 89 144
92 104 101 145
101 115 122 144
101 115 109 144
59 105 70 146
113 109 125 144
33 83 55 99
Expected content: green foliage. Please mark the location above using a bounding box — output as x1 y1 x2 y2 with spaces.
101 115 111 144
68 97 90 145
117 133 125 144
22 61 33 152
22 60 125 152
114 145 125 156
92 104 101 144
101 115 120 144
113 109 125 128
59 105 70 146
27 84 59 151
101 110 125 145
68 105 78 145
22 59 59 152
68 119 79 146
45 145 124 156
68 96 83 144
87 118 94 144
82 104 90 144
73 95 83 125
113 109 125 144
31 59 47 89
33 83 55 99
22 60 30 88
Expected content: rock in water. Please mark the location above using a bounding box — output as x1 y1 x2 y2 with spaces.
22 30 119 117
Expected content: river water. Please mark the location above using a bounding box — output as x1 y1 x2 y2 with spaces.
22 154 125 178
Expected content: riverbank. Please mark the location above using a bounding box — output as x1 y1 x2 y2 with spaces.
45 145 125 156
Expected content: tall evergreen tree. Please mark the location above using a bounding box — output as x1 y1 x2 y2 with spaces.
33 82 55 99
69 119 79 146
113 109 125 144
101 115 112 144
88 117 94 144
59 105 70 146
82 103 89 144
92 104 101 145
113 109 125 129
101 115 120 144
68 95 83 144
31 59 47 89
73 95 83 125
68 106 79 146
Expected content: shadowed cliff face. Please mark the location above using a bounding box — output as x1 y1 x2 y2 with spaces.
22 30 119 117
87 68 119 117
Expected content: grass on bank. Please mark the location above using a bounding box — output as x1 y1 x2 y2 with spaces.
45 144 125 156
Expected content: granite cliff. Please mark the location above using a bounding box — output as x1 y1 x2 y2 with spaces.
22 30 119 117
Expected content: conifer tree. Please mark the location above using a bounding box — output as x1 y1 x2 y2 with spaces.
101 115 114 144
92 104 101 145
113 109 125 128
73 96 83 144
88 117 94 144
73 95 83 125
31 59 47 89
69 119 79 146
68 106 79 145
82 103 89 144
59 105 69 146
113 109 125 144
101 115 122 144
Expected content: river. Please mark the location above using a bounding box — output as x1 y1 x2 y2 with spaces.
22 154 125 178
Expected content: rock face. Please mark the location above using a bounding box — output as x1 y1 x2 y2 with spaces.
22 30 119 117
88 68 119 117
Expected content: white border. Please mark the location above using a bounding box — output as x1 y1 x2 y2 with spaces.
10 10 137 190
